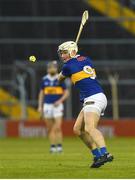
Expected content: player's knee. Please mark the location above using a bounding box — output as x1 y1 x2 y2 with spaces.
84 125 94 135
47 126 52 133
73 125 81 136
55 126 61 132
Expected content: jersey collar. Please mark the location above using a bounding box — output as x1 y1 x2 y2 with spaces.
47 74 58 81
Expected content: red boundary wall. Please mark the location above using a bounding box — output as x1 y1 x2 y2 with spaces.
4 119 135 137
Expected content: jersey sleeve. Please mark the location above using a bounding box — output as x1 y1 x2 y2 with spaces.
40 79 45 90
86 57 94 68
61 64 71 77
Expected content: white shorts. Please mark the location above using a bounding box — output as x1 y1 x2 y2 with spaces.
43 103 64 119
82 93 107 116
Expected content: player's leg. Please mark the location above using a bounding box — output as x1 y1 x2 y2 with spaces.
53 104 64 152
73 110 102 161
53 116 63 153
89 111 114 166
83 107 113 166
45 118 57 153
73 110 96 149
83 93 113 167
43 104 57 153
83 94 109 150
84 111 106 148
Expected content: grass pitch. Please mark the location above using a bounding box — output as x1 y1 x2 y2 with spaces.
0 137 134 178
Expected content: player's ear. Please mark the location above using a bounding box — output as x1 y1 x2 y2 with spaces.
70 50 77 57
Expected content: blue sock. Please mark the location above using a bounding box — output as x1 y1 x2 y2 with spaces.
51 144 55 148
91 148 101 159
57 144 62 147
100 147 108 155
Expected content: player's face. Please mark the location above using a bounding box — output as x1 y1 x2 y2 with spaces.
47 65 58 75
59 50 71 62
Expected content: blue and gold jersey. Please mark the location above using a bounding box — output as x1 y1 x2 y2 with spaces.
40 74 66 104
61 55 103 102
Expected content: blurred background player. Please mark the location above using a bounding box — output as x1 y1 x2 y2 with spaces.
38 61 69 153
58 41 113 168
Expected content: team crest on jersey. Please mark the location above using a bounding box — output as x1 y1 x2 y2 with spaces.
83 66 93 74
83 66 96 79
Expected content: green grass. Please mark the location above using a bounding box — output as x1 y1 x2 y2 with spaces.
0 137 135 178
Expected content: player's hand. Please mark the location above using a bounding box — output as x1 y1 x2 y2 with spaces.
54 100 62 107
37 106 43 114
38 107 44 120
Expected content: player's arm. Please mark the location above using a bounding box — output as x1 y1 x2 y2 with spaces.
54 78 70 106
58 72 66 82
54 89 69 107
38 89 44 113
59 88 69 103
61 89 69 102
58 64 70 82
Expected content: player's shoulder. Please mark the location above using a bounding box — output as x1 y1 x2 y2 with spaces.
70 55 92 62
76 55 92 61
42 74 52 82
76 55 86 61
42 74 58 81
63 55 93 68
62 61 71 69
42 74 49 81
